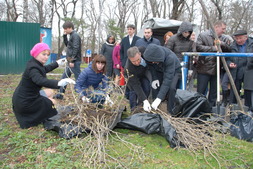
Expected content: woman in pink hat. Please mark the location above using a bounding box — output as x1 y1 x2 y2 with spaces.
12 43 75 129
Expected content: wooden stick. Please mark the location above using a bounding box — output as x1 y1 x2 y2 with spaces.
198 0 244 112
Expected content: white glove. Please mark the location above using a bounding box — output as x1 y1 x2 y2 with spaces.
105 95 114 106
143 100 151 112
82 96 90 103
151 98 162 110
58 78 76 87
151 80 160 89
188 70 193 79
56 58 66 66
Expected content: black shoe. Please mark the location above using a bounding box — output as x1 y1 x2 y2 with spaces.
53 93 64 100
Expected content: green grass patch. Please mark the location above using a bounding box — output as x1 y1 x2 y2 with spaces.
0 74 253 168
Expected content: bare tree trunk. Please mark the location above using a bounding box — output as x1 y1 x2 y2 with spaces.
210 0 223 20
23 0 28 22
5 0 20 22
48 0 55 28
171 0 185 20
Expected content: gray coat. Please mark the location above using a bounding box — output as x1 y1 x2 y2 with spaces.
243 38 253 90
196 30 231 75
166 21 193 62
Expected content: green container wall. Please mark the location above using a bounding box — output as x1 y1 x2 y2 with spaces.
0 21 40 74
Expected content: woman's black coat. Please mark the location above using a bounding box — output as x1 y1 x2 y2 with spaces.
12 58 59 128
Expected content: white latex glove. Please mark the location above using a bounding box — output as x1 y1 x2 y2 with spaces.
56 58 66 66
105 95 114 106
57 78 76 87
151 98 162 110
188 70 193 79
151 80 160 89
143 100 151 112
82 96 90 103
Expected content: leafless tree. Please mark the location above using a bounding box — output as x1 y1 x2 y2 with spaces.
0 1 7 21
53 0 79 58
22 0 28 22
5 0 21 22
114 0 137 38
226 0 253 35
171 0 185 19
184 0 197 22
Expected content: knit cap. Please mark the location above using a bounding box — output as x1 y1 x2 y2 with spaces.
30 43 50 58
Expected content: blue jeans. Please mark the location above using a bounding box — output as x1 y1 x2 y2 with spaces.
59 61 81 93
129 77 150 110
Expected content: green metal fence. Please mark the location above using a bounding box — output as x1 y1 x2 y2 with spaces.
0 21 40 74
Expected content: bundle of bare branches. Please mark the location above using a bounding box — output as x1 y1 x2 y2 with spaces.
55 82 145 168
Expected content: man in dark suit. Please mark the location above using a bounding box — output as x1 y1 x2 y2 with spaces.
120 24 140 68
125 46 151 112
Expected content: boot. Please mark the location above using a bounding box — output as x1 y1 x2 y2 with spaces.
222 90 230 106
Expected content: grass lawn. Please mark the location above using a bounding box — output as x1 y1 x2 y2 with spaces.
0 69 253 168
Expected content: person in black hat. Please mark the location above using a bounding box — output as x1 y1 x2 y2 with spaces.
226 30 253 107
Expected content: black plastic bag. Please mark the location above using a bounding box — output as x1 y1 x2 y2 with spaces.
43 119 86 139
230 111 253 142
172 89 211 117
116 113 182 148
43 105 123 139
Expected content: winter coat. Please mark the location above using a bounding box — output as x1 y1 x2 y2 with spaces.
120 35 140 68
243 38 253 90
100 41 115 77
125 58 149 102
63 30 81 63
135 36 161 48
143 44 181 100
112 44 121 69
227 38 253 81
75 64 108 97
12 58 59 129
196 30 231 75
166 21 194 62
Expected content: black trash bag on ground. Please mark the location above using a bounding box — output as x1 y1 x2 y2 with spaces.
116 113 182 148
43 119 86 139
172 89 212 118
44 105 123 139
230 111 253 142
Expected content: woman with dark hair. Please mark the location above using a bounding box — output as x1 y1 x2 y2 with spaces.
100 35 116 78
75 54 109 103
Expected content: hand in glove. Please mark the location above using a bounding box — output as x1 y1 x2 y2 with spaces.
151 98 161 110
143 100 151 112
151 80 160 89
56 58 66 66
82 96 90 103
105 95 114 106
188 70 193 79
58 78 76 87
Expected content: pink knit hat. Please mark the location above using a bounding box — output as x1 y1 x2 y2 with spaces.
30 43 50 58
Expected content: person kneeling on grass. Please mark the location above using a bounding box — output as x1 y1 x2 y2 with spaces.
75 54 113 105
12 43 76 129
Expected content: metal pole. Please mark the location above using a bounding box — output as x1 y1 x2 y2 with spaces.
183 52 253 57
